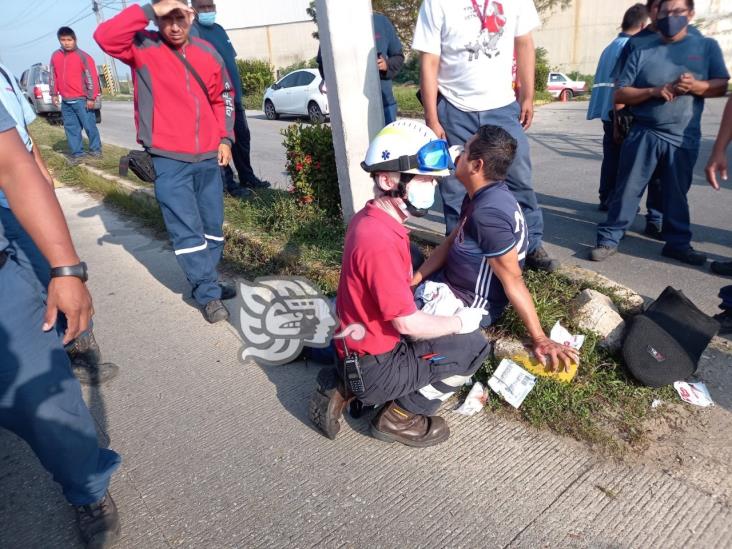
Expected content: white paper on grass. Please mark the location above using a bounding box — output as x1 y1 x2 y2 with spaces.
550 321 585 352
673 381 715 407
455 382 486 416
488 359 536 409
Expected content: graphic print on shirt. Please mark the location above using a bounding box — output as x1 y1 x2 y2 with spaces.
464 1 507 61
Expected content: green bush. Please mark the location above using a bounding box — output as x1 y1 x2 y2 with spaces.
535 47 550 93
567 71 595 92
278 57 319 79
281 123 340 218
394 54 420 85
236 59 275 97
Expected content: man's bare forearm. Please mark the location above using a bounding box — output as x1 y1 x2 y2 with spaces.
615 86 658 106
515 35 535 102
502 274 544 342
420 52 441 125
691 78 729 98
0 130 79 267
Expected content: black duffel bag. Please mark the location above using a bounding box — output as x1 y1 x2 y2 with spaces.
119 150 156 183
623 287 720 387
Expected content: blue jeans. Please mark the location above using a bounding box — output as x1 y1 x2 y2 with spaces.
437 99 544 252
152 156 224 306
384 103 398 125
598 128 697 250
0 257 120 505
61 100 101 157
601 121 663 226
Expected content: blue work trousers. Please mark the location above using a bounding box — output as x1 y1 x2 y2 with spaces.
61 100 101 157
598 128 697 250
384 103 398 125
0 256 120 506
153 156 224 306
438 99 544 252
601 121 663 226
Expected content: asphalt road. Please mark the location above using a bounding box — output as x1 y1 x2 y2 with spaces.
97 99 732 315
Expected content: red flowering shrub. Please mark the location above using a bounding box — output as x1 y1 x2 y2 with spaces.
281 123 340 217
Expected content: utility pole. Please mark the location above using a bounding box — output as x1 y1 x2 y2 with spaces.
92 0 120 94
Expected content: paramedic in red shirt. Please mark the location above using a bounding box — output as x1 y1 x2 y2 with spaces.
309 120 491 448
50 26 102 160
95 0 236 324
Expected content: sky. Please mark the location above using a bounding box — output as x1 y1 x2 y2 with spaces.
1 0 144 80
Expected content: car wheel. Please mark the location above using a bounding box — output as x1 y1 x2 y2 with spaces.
560 89 574 101
264 99 279 120
95 110 102 124
308 101 325 124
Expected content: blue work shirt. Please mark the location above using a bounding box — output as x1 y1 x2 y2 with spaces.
587 33 630 122
0 101 20 252
617 32 729 149
0 62 36 209
191 21 244 106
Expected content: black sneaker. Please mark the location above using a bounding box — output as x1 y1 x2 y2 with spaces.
643 222 664 241
226 187 252 199
714 311 732 335
589 245 618 261
202 299 229 324
72 361 120 386
67 331 102 367
219 283 237 300
661 245 707 266
74 492 121 549
598 202 609 212
244 178 271 189
711 261 732 277
525 246 560 272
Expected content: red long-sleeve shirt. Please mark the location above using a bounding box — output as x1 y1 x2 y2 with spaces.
94 3 235 162
49 48 100 101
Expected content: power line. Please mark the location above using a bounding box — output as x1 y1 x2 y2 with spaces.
5 6 92 51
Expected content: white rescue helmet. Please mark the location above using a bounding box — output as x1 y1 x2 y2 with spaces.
361 120 452 177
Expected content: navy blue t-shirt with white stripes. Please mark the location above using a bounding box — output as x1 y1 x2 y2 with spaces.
440 181 528 322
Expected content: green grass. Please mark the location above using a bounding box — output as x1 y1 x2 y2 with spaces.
33 118 682 453
394 84 423 117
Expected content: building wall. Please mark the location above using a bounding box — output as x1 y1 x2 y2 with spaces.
534 0 732 75
227 21 320 70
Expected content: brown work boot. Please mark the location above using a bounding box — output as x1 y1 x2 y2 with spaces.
370 401 450 448
309 367 353 440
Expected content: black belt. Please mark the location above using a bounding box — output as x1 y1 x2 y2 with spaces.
0 251 6 270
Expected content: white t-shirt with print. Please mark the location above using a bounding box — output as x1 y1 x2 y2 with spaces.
412 0 540 112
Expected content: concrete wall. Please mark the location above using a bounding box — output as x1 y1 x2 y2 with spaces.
215 0 312 28
534 0 732 75
227 21 320 70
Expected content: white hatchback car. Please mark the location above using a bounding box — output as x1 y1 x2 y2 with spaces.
262 69 329 123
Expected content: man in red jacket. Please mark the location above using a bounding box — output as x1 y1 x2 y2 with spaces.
95 0 236 323
50 27 102 161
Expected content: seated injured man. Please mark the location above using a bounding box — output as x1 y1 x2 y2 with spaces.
412 125 577 369
309 120 494 448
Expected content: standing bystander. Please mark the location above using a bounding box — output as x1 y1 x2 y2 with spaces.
50 27 102 162
95 0 237 323
413 0 558 272
587 4 648 211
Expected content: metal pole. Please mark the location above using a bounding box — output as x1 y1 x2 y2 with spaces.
92 0 120 94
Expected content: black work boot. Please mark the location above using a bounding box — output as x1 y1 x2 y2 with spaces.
370 401 450 448
714 311 732 335
202 299 229 324
74 492 121 549
661 245 707 266
711 261 732 277
67 331 119 386
309 367 353 440
525 246 560 272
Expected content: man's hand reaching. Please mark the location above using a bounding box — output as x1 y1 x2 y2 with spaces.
44 277 94 345
152 0 194 17
532 335 580 373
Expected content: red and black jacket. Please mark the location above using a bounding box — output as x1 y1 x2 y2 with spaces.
49 48 100 101
94 4 235 162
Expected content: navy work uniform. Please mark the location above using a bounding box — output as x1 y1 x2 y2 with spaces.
597 32 729 252
0 105 120 507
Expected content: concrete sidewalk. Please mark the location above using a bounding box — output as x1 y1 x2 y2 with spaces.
1 188 731 548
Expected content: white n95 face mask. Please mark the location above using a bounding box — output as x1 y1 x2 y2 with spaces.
406 181 436 211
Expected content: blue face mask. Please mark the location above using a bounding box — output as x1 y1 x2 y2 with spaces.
656 15 688 38
198 12 216 26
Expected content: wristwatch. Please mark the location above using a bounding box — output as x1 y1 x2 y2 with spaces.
50 262 88 282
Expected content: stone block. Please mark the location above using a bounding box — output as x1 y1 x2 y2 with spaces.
569 289 626 352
